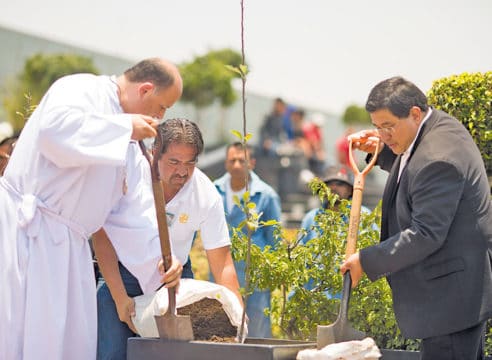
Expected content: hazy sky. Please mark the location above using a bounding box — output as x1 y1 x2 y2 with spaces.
1 0 491 114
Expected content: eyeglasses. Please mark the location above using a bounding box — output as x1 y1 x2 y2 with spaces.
167 158 197 169
374 123 398 136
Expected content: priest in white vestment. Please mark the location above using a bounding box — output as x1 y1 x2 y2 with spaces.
0 58 183 360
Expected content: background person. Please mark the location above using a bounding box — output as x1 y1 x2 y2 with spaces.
300 166 372 244
302 112 326 176
259 97 289 156
0 57 179 360
214 142 281 338
94 118 242 359
341 76 492 360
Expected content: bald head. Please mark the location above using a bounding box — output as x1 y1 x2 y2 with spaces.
116 58 183 117
124 58 182 93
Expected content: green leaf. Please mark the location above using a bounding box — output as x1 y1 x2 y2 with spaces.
231 130 242 140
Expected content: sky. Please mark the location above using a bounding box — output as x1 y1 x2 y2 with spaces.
0 0 491 115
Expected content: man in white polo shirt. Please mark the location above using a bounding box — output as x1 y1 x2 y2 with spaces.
93 118 241 360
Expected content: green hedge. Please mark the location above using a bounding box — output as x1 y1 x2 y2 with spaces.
427 72 492 175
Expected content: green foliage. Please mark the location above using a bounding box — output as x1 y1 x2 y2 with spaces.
488 319 492 355
179 48 244 108
341 104 372 125
231 178 419 350
3 53 99 131
427 72 492 173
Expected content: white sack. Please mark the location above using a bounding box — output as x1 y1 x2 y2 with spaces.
297 337 381 360
133 278 246 338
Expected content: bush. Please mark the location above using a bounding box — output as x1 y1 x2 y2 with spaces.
341 104 372 125
231 178 419 350
427 72 492 175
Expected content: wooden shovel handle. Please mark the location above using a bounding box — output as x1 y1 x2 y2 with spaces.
344 137 381 259
138 141 173 272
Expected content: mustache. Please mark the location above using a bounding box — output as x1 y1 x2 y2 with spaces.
171 174 188 181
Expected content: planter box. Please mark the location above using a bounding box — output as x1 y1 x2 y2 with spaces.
127 337 316 360
127 338 492 360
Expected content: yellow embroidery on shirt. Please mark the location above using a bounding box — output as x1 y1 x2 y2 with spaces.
179 213 189 223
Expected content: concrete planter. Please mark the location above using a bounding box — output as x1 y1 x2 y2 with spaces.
127 337 316 360
127 338 492 360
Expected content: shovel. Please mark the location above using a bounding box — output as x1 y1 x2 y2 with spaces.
317 136 380 349
138 140 194 341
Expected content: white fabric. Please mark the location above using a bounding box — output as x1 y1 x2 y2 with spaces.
398 108 432 181
133 278 246 339
0 121 14 143
297 337 381 360
103 148 231 294
0 74 133 360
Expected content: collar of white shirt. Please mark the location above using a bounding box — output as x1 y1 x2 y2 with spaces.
397 108 433 181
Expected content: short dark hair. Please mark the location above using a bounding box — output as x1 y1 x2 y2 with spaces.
292 109 305 118
226 141 255 159
365 76 428 118
154 118 204 159
124 58 175 89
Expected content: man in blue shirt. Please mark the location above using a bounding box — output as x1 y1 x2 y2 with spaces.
214 142 281 338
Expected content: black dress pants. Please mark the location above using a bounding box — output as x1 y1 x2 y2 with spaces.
420 321 486 360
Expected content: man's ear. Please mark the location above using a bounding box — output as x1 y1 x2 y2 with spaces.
249 158 256 170
410 106 422 123
138 82 155 97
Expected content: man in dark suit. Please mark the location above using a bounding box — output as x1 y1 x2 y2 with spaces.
341 76 492 359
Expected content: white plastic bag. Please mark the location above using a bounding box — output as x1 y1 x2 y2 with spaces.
296 337 381 360
133 278 247 338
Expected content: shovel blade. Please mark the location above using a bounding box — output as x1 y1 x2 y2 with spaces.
317 320 365 349
154 313 194 341
316 272 365 349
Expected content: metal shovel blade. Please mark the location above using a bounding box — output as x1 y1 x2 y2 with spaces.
154 287 194 341
317 272 365 349
154 313 194 341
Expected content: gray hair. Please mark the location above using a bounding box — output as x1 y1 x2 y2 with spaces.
365 76 429 118
154 118 204 159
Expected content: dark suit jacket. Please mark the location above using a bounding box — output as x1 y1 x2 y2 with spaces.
360 109 492 339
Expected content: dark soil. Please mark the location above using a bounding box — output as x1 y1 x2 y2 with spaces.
177 297 238 342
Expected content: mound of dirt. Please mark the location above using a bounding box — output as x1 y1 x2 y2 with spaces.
178 297 238 341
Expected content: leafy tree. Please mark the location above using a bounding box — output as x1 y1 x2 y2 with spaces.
427 72 492 176
3 53 99 131
179 48 243 108
341 104 371 125
179 49 244 141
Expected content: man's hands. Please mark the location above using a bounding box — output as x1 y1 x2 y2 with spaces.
348 130 384 154
158 255 183 290
131 115 158 140
340 252 364 288
114 294 137 333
